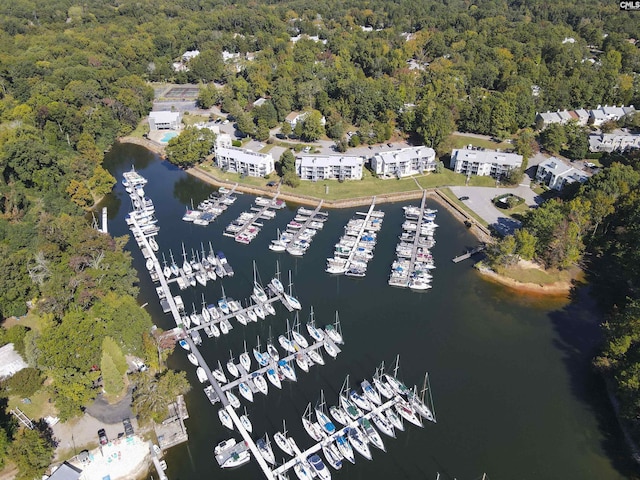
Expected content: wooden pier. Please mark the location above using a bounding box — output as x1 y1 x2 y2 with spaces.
285 200 324 256
224 194 281 243
336 198 380 275
407 190 429 274
452 245 485 263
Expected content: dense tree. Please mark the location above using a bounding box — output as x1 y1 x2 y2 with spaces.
101 349 125 397
132 370 191 423
10 428 54 480
539 123 567 155
414 101 455 149
299 111 325 142
165 127 216 166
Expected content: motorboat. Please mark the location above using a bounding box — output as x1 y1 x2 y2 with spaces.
221 449 251 468
178 339 190 351
145 258 154 271
190 329 202 346
238 382 254 402
361 379 382 405
196 367 208 384
228 299 240 313
253 373 268 395
329 405 349 426
349 389 372 411
278 360 297 382
226 391 241 409
346 426 372 460
218 297 230 315
335 434 355 464
322 442 343 471
218 408 233 430
187 353 198 366
359 417 385 451
307 454 332 480
266 368 282 389
372 412 395 438
256 434 276 465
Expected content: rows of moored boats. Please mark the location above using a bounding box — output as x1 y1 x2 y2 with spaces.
325 207 384 277
388 205 438 290
212 361 435 477
225 196 285 244
182 187 238 226
160 242 233 291
269 206 328 256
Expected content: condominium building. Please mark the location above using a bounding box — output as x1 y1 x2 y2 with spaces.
295 155 364 181
536 157 590 190
215 146 274 177
450 148 523 178
370 146 437 178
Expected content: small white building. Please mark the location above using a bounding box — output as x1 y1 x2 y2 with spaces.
149 111 182 131
588 133 640 153
284 111 326 128
450 148 523 179
573 108 590 125
371 146 436 178
0 344 27 379
182 50 200 62
295 155 364 181
215 146 274 177
536 157 590 190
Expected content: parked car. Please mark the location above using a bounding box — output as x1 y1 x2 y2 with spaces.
123 418 134 438
303 146 311 153
459 196 470 201
266 181 277 187
98 428 108 445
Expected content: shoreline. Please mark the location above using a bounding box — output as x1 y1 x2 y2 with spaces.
474 264 573 296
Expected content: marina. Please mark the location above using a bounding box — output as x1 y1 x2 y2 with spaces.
269 202 328 257
388 191 438 290
325 199 384 277
182 183 239 226
225 194 285 244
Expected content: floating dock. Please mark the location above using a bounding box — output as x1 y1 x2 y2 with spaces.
282 201 326 257
224 194 284 244
452 244 485 263
182 184 239 226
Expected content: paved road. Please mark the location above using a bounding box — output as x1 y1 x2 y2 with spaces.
448 185 542 236
86 386 133 424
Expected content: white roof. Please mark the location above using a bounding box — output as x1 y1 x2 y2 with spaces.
558 110 573 121
150 111 180 123
217 146 273 164
182 50 200 60
0 344 27 379
297 155 364 168
574 109 590 118
590 109 607 119
374 146 435 163
452 148 523 167
601 105 625 117
539 112 562 123
538 157 573 175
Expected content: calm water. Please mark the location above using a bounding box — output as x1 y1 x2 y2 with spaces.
102 143 636 480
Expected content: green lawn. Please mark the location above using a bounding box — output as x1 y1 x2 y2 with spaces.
129 121 149 139
447 133 513 151
495 264 575 285
182 114 210 126
8 389 56 420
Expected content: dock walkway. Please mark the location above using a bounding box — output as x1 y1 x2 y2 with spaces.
224 194 281 243
285 200 325 256
407 190 428 274
452 245 485 263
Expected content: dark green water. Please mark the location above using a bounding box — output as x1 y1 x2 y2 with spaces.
102 143 637 480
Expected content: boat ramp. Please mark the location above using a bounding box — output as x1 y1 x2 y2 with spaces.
325 198 384 277
182 184 239 226
388 190 438 291
224 194 285 244
269 201 328 256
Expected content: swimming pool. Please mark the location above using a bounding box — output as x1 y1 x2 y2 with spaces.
161 131 178 143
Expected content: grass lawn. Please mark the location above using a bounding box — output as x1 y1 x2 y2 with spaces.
259 144 275 154
447 133 513 151
182 114 209 126
495 264 576 285
129 121 149 139
8 389 56 420
440 188 489 227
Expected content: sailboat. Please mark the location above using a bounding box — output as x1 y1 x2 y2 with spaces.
329 405 349 426
295 352 310 373
323 340 338 358
373 366 393 400
264 301 276 316
315 390 336 436
335 434 355 464
302 403 324 441
266 367 282 389
385 355 411 396
227 352 239 378
238 381 254 402
218 285 230 314
346 426 372 460
266 328 280 361
254 304 266 320
349 388 372 411
339 376 363 420
256 433 276 465
359 417 385 451
240 407 253 433
253 261 269 303
278 360 297 382
212 361 228 384
408 373 436 423
181 243 192 275
252 372 268 395
239 342 251 372
306 306 325 342
162 253 172 279
169 250 180 277
218 408 233 430
324 312 343 344
372 412 396 438
385 407 404 431
292 315 309 348
293 460 315 480
278 320 296 353
361 379 382 406
274 420 294 456
308 347 325 366
284 270 302 310
220 317 232 334
226 390 241 409
394 398 423 427
246 302 258 322
201 296 211 324
253 337 271 367
322 442 343 471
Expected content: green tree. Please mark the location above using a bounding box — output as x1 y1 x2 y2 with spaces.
564 121 589 160
300 110 325 142
0 428 9 470
486 235 518 268
514 128 536 162
514 229 537 260
278 150 296 176
236 112 255 137
3 368 43 397
102 336 128 375
415 101 454 149
280 121 292 138
539 124 566 155
282 171 300 188
197 84 221 109
101 349 125 397
10 428 54 480
132 370 191 423
165 127 216 166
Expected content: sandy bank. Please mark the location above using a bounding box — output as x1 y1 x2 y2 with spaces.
475 264 573 296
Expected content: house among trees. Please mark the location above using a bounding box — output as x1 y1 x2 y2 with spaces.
450 147 523 179
295 155 364 181
285 111 326 128
0 343 27 379
149 111 182 131
172 50 200 72
588 133 640 152
215 145 274 177
536 105 635 128
370 146 436 178
535 157 590 190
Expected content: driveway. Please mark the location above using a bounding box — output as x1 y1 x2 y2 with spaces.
449 185 543 236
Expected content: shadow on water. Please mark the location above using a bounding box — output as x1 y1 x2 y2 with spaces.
550 283 640 478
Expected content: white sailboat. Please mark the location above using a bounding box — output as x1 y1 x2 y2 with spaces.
346 426 372 460
253 261 269 303
212 360 228 384
394 398 423 427
306 306 325 342
373 366 393 400
227 352 239 378
278 321 296 353
266 330 280 361
218 408 233 430
278 360 297 382
252 373 268 395
308 348 324 365
162 253 172 278
181 243 192 275
359 417 385 451
315 390 336 436
349 389 372 411
220 317 232 334
274 420 294 456
293 460 314 480
329 405 349 426
240 407 253 433
323 340 338 358
385 407 404 431
335 434 355 464
284 270 302 310
292 317 309 348
238 381 254 403
266 367 282 389
302 403 324 442
169 250 180 277
324 311 343 344
226 390 241 409
295 353 310 373
408 373 436 423
372 412 396 438
361 379 382 405
256 433 276 465
246 304 258 322
239 342 251 372
322 442 343 471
